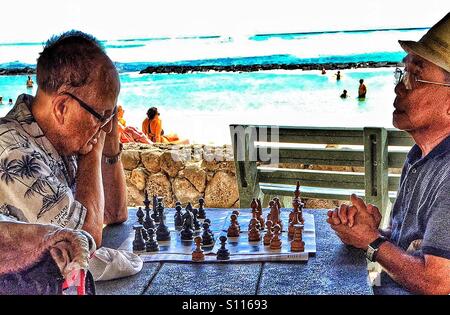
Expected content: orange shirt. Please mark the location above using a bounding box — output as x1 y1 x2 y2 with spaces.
142 117 164 143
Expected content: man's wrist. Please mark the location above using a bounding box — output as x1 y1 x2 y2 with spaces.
366 235 388 262
102 142 123 165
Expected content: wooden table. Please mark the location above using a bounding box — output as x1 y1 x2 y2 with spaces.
97 208 373 295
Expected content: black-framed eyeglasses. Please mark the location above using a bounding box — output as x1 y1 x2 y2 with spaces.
394 67 450 90
63 92 118 129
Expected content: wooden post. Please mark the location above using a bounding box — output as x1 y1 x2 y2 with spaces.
230 125 260 208
363 127 389 223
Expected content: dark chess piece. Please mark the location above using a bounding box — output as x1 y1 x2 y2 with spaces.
181 216 194 240
203 219 214 241
185 202 193 213
145 228 159 252
156 201 171 241
201 222 214 246
174 204 184 228
198 198 206 219
192 208 201 231
136 206 145 225
144 205 155 230
175 201 182 207
141 228 149 241
143 190 151 209
151 195 160 223
132 224 146 251
216 236 230 260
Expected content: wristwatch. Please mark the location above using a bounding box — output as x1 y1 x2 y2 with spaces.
102 143 123 165
366 236 387 262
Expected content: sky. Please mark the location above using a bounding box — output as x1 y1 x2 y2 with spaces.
0 0 448 43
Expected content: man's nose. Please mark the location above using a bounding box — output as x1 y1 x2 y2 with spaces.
394 82 406 97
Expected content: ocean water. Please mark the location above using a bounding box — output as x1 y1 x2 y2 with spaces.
0 28 428 144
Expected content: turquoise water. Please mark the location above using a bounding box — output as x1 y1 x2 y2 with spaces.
0 67 397 144
0 28 425 144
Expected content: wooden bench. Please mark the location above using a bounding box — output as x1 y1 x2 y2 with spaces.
229 125 414 220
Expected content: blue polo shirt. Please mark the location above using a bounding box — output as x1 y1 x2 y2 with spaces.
376 134 450 294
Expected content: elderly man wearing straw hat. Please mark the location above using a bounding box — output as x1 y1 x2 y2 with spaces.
327 12 450 295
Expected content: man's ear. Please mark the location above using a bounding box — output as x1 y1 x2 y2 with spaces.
52 95 69 125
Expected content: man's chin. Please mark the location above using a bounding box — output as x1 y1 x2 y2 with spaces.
78 143 94 155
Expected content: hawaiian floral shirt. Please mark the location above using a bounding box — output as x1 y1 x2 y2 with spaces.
0 94 86 229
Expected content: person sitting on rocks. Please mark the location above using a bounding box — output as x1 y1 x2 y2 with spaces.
117 105 152 144
142 106 189 144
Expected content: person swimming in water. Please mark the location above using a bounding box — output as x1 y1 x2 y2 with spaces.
142 107 189 144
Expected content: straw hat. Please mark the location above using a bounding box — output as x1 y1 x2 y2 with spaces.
399 12 450 73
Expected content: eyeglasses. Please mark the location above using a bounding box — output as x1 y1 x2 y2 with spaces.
63 92 118 130
394 67 450 90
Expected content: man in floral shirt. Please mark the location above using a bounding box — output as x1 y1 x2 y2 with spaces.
0 31 128 247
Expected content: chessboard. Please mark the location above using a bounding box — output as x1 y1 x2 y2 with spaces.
119 183 316 263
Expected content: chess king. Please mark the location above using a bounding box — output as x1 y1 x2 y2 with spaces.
327 13 450 295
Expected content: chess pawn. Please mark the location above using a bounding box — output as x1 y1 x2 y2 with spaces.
231 210 241 232
174 205 184 228
290 224 305 252
269 224 282 250
181 216 194 240
192 208 201 232
132 224 146 251
136 206 145 225
201 222 214 246
143 190 151 209
192 236 205 262
248 219 261 242
198 198 206 219
145 228 159 252
263 220 274 246
216 236 230 260
227 214 240 237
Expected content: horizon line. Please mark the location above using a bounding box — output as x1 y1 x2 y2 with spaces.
0 26 430 46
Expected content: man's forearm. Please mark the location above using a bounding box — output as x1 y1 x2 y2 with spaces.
76 152 105 247
102 159 128 225
377 242 449 294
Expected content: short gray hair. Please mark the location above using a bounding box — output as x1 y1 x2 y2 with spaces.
36 30 118 95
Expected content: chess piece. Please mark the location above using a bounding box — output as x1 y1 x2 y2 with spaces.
216 236 230 260
185 202 193 213
256 198 265 230
144 205 156 230
151 195 160 223
263 220 274 246
290 224 305 252
132 224 146 251
181 215 194 240
136 206 145 225
192 236 205 262
198 198 206 219
192 208 202 231
227 214 240 237
156 201 171 241
203 219 214 241
145 228 159 252
141 228 149 241
248 218 261 242
289 198 301 238
174 204 184 228
201 222 214 246
143 190 151 209
231 210 241 232
269 224 282 250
